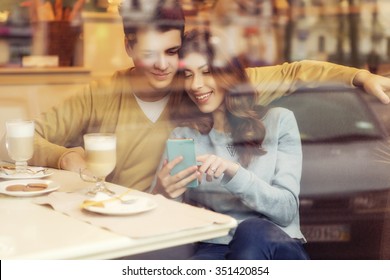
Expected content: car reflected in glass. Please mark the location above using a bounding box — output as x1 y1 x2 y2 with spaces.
270 87 390 259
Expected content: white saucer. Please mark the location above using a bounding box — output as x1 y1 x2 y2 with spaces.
0 179 60 197
0 167 53 180
82 193 157 216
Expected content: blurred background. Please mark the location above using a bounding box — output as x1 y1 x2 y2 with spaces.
1 0 390 72
1 1 390 71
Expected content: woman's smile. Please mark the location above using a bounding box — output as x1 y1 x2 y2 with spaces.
193 91 213 103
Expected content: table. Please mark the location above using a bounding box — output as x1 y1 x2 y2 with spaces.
0 168 237 259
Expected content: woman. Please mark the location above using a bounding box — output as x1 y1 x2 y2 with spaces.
151 29 308 260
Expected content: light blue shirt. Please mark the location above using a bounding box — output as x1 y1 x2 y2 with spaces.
152 107 305 244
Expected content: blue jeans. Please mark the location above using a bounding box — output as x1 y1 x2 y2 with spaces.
190 217 309 260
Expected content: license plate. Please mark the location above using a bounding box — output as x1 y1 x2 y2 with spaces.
301 224 350 242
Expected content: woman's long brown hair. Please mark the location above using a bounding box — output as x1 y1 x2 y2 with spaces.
170 29 267 167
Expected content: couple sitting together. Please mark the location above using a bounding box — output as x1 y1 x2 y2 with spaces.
12 0 390 259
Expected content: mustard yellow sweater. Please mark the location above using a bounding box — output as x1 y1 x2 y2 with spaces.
31 61 361 191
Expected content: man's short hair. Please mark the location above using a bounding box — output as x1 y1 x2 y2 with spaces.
118 0 185 47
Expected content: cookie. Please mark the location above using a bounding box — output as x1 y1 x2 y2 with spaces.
25 183 48 191
1 165 15 170
6 184 26 192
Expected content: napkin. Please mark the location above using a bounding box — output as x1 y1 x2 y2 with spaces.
33 192 234 239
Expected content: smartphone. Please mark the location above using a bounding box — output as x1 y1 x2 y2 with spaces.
166 138 198 188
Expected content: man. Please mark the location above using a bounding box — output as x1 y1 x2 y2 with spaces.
30 0 185 191
27 0 390 192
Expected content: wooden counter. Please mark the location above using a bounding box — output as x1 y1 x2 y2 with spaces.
0 67 91 141
0 67 91 85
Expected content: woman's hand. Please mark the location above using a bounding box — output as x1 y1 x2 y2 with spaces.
153 156 199 198
196 154 240 182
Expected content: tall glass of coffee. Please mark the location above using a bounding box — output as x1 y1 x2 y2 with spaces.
5 120 35 174
82 133 116 196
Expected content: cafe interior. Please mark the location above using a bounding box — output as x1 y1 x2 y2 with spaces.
0 0 389 138
1 0 390 260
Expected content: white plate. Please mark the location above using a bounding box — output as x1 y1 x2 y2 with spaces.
0 179 60 197
82 194 158 216
0 167 53 179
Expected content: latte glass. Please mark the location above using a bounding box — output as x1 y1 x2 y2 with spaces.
82 133 116 196
5 120 35 174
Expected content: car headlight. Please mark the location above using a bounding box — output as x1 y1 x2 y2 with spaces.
351 190 389 212
300 198 314 208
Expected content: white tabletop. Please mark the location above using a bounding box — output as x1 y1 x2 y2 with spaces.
0 168 237 259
